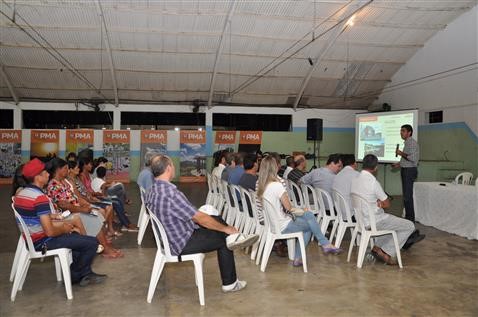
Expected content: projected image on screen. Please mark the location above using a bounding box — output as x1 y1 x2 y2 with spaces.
355 110 418 163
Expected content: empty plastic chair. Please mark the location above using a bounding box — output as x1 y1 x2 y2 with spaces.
455 172 473 185
332 190 357 248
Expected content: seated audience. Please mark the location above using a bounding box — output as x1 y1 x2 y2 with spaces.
221 152 236 182
257 156 341 267
137 152 155 194
238 153 258 191
212 150 228 180
278 156 295 180
332 154 359 219
287 154 307 184
350 154 423 265
145 154 258 292
47 158 123 258
13 158 105 286
227 153 245 185
92 167 138 232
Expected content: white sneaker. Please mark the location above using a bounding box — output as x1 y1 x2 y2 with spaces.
226 233 259 251
222 280 247 293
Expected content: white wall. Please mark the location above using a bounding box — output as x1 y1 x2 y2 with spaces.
377 5 478 135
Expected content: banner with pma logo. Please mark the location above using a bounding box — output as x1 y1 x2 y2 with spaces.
180 130 206 183
140 130 167 167
0 130 22 184
66 129 94 157
103 130 130 183
31 129 59 160
239 131 262 144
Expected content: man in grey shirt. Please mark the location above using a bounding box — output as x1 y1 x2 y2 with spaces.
300 153 343 209
393 124 419 222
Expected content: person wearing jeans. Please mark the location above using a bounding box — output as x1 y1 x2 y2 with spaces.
14 158 105 285
257 156 342 267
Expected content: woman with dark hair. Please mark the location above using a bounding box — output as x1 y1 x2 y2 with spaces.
257 156 341 267
12 164 27 196
66 160 119 238
47 158 123 259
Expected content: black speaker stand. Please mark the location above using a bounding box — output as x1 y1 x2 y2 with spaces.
313 139 320 168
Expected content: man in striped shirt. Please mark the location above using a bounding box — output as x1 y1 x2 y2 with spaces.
14 158 104 286
146 155 258 293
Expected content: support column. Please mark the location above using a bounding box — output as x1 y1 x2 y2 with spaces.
113 108 121 130
13 107 22 129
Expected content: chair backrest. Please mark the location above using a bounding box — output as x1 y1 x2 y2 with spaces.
350 193 377 232
139 186 146 204
11 203 38 257
249 190 264 223
332 190 354 223
288 181 305 208
455 172 473 185
239 187 254 219
316 188 336 217
147 207 173 257
301 184 318 214
229 184 243 212
262 196 283 235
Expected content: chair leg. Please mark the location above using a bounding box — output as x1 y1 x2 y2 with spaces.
391 232 403 268
334 224 346 248
137 214 150 245
347 228 358 262
9 237 24 282
287 239 295 261
296 236 308 273
58 253 73 300
330 220 338 242
320 218 330 238
260 236 275 272
250 226 262 261
357 233 369 268
255 230 268 265
54 256 62 282
18 257 31 291
147 253 166 303
193 257 205 306
11 257 30 301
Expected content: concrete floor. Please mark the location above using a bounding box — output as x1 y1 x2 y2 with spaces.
0 183 477 317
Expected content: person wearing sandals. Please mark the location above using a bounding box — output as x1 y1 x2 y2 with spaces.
92 167 138 232
257 156 342 267
46 158 123 259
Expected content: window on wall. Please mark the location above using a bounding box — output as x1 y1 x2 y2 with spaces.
121 112 205 130
0 109 13 128
22 110 113 129
213 113 291 131
428 111 443 123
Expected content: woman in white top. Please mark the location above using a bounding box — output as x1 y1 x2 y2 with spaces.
257 156 341 266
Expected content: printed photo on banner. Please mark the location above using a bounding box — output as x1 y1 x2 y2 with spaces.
215 131 236 152
66 129 94 156
103 130 130 183
140 130 167 167
0 130 22 184
180 130 206 182
30 129 59 160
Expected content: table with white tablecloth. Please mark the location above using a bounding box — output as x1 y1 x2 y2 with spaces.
414 182 478 240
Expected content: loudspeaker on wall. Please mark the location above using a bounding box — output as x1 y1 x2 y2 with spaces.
306 118 323 141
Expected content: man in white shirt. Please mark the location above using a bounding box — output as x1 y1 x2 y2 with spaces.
212 150 228 180
332 154 359 219
351 154 416 265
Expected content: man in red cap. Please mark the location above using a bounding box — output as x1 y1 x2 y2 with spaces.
14 158 106 286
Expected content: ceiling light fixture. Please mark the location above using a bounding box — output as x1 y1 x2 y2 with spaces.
346 16 355 27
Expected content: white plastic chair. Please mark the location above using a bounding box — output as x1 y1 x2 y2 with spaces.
301 184 319 215
455 172 473 185
229 185 247 231
315 188 338 241
331 190 357 248
11 204 73 301
10 236 26 282
147 208 206 305
205 172 215 205
348 194 403 269
137 187 150 245
260 197 308 273
288 181 306 209
249 191 266 264
238 187 255 236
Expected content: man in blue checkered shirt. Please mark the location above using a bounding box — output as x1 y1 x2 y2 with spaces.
145 155 258 293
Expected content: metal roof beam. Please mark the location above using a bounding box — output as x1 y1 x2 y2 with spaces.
207 0 237 109
0 64 19 104
95 0 119 106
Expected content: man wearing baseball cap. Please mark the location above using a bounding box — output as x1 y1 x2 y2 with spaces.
14 158 106 286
